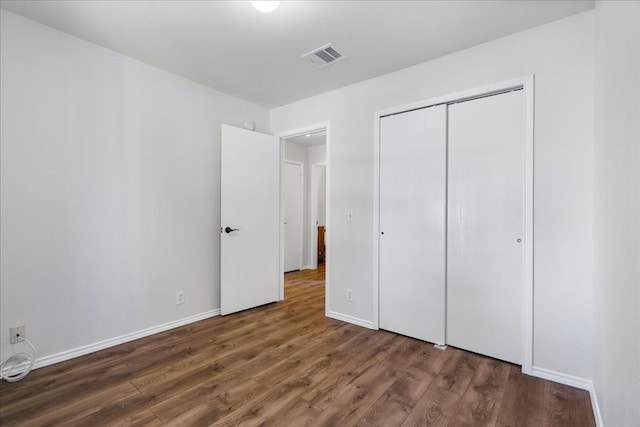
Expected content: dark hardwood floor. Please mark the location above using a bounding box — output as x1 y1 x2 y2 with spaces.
0 265 595 426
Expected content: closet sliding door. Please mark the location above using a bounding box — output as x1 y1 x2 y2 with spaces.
446 90 525 364
379 105 447 344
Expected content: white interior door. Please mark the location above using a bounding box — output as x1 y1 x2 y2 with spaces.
379 105 447 344
221 125 280 315
446 90 524 364
283 161 303 272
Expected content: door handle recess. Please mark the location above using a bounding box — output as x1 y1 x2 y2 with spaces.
224 226 239 233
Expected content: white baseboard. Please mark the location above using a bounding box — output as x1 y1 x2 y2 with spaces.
326 310 375 329
590 387 604 427
531 366 603 427
33 309 220 370
531 366 592 389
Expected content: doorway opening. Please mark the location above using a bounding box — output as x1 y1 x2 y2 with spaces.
278 125 329 313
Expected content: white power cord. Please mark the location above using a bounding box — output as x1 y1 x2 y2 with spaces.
1 338 37 382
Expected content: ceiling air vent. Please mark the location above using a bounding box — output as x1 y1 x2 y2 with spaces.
302 44 347 69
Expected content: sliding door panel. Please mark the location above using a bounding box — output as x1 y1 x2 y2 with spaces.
379 105 447 344
447 90 524 364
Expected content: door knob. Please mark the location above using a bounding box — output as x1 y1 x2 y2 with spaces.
224 226 239 233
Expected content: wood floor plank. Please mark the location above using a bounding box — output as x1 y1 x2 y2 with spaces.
306 406 348 427
110 409 164 427
76 318 336 425
496 364 547 426
433 347 483 395
159 379 270 426
324 363 398 425
0 265 596 426
360 337 452 426
7 381 141 427
131 310 339 399
401 384 462 427
450 357 511 426
300 331 398 408
408 345 451 377
257 397 321 427
383 335 440 374
214 379 272 418
361 369 434 426
209 376 313 426
543 381 596 427
354 419 379 427
363 393 413 427
0 363 134 421
148 331 333 420
251 323 362 386
161 402 219 427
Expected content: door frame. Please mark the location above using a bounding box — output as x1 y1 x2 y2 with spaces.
372 75 534 374
283 159 305 272
276 122 331 316
309 162 327 270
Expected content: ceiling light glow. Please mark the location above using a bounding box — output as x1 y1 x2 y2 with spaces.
251 1 279 13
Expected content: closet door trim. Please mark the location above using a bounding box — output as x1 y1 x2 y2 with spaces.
372 75 534 374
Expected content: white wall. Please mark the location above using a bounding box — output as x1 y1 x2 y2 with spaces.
283 140 309 163
308 144 327 165
0 10 269 363
272 11 594 380
593 2 640 425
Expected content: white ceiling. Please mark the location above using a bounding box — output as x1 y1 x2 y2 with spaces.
0 0 594 108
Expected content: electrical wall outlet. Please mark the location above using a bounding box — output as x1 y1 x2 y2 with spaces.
10 326 25 344
176 291 185 305
346 289 353 302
